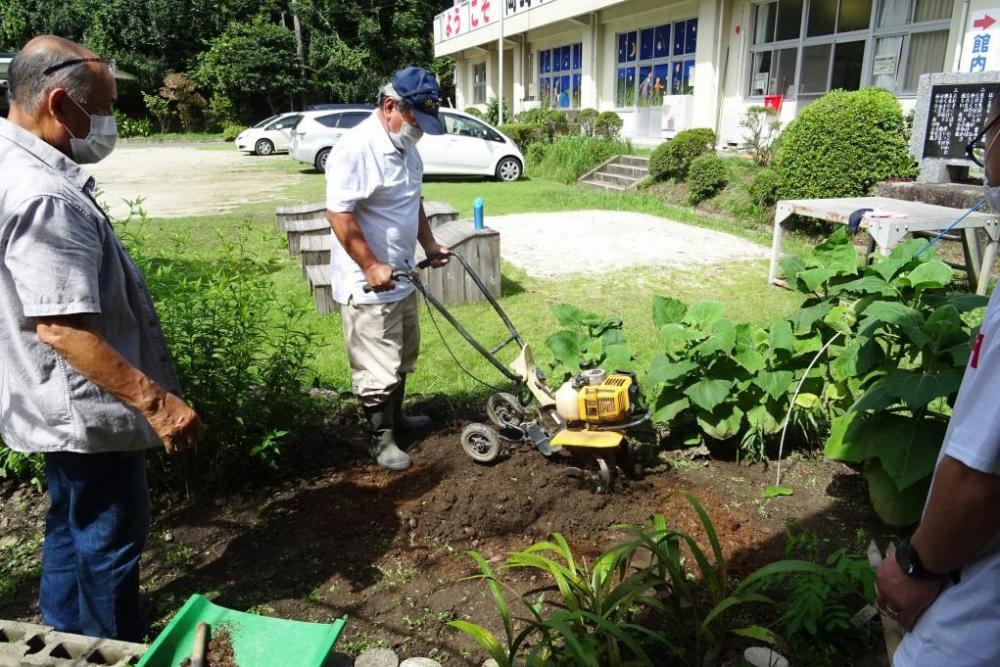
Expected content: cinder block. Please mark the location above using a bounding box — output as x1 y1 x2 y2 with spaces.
0 619 145 667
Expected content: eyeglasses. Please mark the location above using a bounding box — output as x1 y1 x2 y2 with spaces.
43 57 117 76
965 113 1000 168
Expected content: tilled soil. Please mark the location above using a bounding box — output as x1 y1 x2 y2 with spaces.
0 417 889 665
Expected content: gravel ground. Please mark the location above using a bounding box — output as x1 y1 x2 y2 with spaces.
483 210 770 277
86 143 307 220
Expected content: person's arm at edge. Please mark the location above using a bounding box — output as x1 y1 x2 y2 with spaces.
34 315 202 453
326 209 394 291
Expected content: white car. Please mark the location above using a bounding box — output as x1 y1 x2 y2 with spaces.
290 108 525 181
289 108 374 171
235 112 303 156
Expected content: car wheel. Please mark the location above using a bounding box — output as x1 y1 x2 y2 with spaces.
254 139 275 156
495 157 522 182
315 147 331 172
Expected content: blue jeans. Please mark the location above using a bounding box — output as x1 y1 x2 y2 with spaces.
40 450 150 641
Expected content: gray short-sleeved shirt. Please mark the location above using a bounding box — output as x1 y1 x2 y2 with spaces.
0 117 181 454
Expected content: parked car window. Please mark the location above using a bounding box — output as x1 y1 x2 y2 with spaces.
442 114 503 143
316 114 340 128
268 114 301 130
252 115 279 128
337 112 370 128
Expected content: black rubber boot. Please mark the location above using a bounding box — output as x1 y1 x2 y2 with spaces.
392 375 432 432
364 401 412 471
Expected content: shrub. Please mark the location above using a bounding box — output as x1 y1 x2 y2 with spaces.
464 107 484 119
686 154 730 204
542 109 568 139
775 88 918 200
528 136 632 183
114 111 153 138
648 127 717 181
498 122 543 153
485 96 510 126
577 108 598 136
205 93 239 132
526 142 548 165
222 122 244 142
749 167 782 209
159 72 206 132
143 91 173 133
594 111 623 139
740 105 782 166
516 107 547 124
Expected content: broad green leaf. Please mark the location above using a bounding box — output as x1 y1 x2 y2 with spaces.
652 295 687 328
684 300 725 327
925 293 989 313
899 260 954 293
692 319 737 356
599 328 626 346
923 305 963 343
794 392 820 408
793 332 824 355
824 412 873 463
865 459 932 527
551 303 595 327
831 338 884 381
830 276 897 297
779 256 808 284
684 378 734 412
447 621 509 666
768 319 795 353
830 413 946 492
858 300 928 347
850 368 964 413
762 485 794 499
753 370 795 401
697 404 744 440
600 342 633 372
647 357 697 385
866 255 909 282
733 346 766 373
823 305 857 335
787 301 834 334
545 330 586 369
812 227 859 274
746 403 782 434
731 625 778 644
653 389 690 423
659 323 703 351
795 267 837 294
889 238 931 262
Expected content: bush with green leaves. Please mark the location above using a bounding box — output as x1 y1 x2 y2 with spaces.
775 88 917 200
648 128 717 182
114 111 153 138
0 448 43 490
205 93 240 132
686 153 730 204
449 494 827 667
527 136 633 184
749 167 781 209
119 212 321 488
485 96 511 126
464 107 485 119
222 121 244 142
143 91 174 133
544 304 634 380
498 122 544 153
740 105 781 167
594 111 623 139
577 108 598 136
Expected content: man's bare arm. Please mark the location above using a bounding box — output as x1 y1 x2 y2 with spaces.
327 209 394 291
35 315 202 453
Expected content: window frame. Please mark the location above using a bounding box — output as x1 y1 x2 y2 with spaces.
745 0 950 101
614 19 698 111
536 42 584 110
472 62 487 105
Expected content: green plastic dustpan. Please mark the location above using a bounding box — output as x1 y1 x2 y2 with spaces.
137 594 346 667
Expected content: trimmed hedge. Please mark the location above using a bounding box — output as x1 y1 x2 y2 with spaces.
578 108 598 136
594 111 623 139
649 128 717 181
749 167 781 209
775 88 917 200
498 122 544 152
686 154 730 204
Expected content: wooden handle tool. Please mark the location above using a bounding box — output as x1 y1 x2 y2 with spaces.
190 622 210 667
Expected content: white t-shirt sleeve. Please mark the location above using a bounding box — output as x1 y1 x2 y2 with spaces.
940 295 1000 475
325 140 375 213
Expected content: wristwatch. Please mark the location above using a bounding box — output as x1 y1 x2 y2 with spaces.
896 538 961 584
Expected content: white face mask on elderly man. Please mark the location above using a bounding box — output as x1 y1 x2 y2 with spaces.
63 96 118 164
389 119 424 151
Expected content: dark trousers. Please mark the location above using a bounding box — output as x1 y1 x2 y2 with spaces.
40 450 150 641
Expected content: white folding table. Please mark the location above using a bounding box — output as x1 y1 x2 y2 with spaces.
769 196 1000 295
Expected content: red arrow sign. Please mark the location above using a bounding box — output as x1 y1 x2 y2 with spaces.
974 14 996 30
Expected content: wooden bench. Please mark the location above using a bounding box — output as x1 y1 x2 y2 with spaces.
305 264 336 315
275 201 325 232
286 219 330 256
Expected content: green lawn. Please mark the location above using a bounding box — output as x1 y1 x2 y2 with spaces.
136 159 805 398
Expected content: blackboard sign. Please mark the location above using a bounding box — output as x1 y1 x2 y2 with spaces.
923 83 1000 159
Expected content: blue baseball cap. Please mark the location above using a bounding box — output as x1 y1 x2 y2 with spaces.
392 66 445 135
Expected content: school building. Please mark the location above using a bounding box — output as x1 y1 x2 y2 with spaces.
433 0 997 147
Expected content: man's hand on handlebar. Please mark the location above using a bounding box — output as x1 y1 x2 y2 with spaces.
422 244 451 268
364 262 396 292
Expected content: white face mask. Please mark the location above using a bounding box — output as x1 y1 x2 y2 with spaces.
64 96 118 164
388 111 424 150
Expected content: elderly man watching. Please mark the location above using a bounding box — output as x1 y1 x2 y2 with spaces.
0 36 202 641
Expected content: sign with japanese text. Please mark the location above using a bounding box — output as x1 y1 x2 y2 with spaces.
962 9 1000 73
922 83 1000 159
436 0 556 43
469 0 499 29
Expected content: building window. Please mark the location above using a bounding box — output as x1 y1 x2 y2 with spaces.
473 62 487 104
537 43 582 108
616 19 697 108
748 0 950 99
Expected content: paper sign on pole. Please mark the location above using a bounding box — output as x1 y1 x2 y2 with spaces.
962 9 1000 73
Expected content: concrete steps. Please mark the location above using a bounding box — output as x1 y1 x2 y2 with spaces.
579 155 650 192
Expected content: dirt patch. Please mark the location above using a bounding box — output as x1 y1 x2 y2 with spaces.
85 144 307 220
0 417 888 665
179 626 238 667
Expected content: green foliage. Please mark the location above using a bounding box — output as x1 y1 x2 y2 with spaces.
114 110 153 138
205 93 240 131
594 111 623 139
143 91 173 133
0 534 42 609
775 88 918 200
464 107 484 119
749 167 781 210
649 128 717 182
739 105 782 167
159 72 205 132
497 122 544 153
119 207 320 487
485 97 511 127
194 19 302 117
222 121 244 142
450 494 827 666
686 154 730 204
577 108 598 136
527 136 633 184
526 142 549 166
0 448 44 490
544 304 633 380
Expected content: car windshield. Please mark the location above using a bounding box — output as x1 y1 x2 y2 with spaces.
252 115 279 128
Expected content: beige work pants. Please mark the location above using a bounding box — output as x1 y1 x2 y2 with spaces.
340 291 420 407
